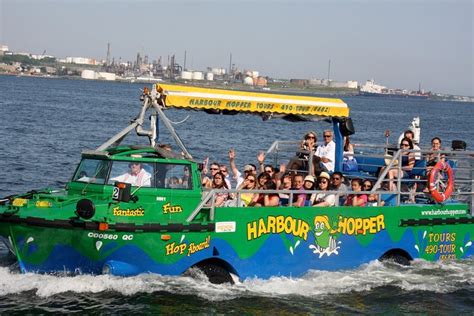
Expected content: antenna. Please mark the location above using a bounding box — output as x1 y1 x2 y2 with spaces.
327 59 331 81
184 50 187 71
106 43 111 66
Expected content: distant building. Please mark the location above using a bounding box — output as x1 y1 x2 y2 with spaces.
1 45 9 52
65 57 98 65
290 79 309 87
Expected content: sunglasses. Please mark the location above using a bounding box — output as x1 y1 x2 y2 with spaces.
401 143 410 147
306 136 315 139
323 135 331 138
210 168 219 171
247 179 255 183
319 180 328 184
332 177 341 181
363 185 372 188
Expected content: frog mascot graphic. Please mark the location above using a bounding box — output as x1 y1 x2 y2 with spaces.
309 215 340 257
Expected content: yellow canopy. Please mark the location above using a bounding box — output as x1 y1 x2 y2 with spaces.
157 84 349 118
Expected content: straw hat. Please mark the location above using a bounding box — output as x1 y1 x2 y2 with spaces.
304 175 315 183
318 172 331 180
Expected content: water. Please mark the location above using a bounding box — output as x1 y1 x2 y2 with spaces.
0 76 473 313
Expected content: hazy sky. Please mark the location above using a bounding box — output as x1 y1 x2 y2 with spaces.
1 0 473 96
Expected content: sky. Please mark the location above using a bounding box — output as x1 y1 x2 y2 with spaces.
1 0 473 96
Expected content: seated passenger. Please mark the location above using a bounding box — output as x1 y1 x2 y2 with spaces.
278 173 293 206
262 181 280 207
330 171 348 205
344 178 367 207
202 161 220 189
290 174 306 207
426 137 445 168
212 172 229 207
112 162 151 187
363 179 385 207
313 172 336 207
237 174 258 207
386 137 415 192
403 130 421 160
287 131 318 174
315 130 336 173
303 175 316 205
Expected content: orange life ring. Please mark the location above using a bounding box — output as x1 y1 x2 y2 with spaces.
428 161 454 203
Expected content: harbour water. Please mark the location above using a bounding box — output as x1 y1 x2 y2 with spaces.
0 76 473 313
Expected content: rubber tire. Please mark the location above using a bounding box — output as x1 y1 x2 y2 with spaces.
380 253 411 266
197 263 234 284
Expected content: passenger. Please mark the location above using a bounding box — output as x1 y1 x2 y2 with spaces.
342 136 358 172
303 175 316 206
112 162 151 187
264 165 275 179
343 136 354 157
287 131 318 174
181 165 191 188
330 171 348 205
236 173 258 206
202 161 220 188
252 172 272 206
262 181 280 207
219 164 232 189
386 138 415 192
363 179 385 207
315 130 336 173
273 164 286 188
290 174 306 207
344 178 368 207
212 172 229 207
404 130 421 160
168 176 180 188
426 137 445 168
313 172 336 207
227 148 245 188
278 173 293 206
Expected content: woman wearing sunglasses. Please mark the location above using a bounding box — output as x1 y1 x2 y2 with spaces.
386 137 415 192
237 174 258 207
212 172 229 207
313 172 336 207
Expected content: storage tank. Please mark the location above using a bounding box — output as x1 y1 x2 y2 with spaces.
181 71 192 80
251 71 259 78
244 76 254 85
206 72 214 81
81 69 96 80
192 71 204 80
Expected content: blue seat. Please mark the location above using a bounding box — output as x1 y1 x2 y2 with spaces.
410 159 427 177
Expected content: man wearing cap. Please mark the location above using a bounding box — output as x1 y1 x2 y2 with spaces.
313 172 336 207
315 129 336 173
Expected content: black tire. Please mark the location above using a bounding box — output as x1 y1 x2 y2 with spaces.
197 263 234 284
380 253 411 266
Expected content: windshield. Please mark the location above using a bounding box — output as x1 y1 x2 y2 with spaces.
73 159 192 189
72 159 110 184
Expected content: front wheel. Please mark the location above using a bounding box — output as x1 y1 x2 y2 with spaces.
196 263 234 284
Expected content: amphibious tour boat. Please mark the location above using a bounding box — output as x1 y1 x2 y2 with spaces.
0 84 472 283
